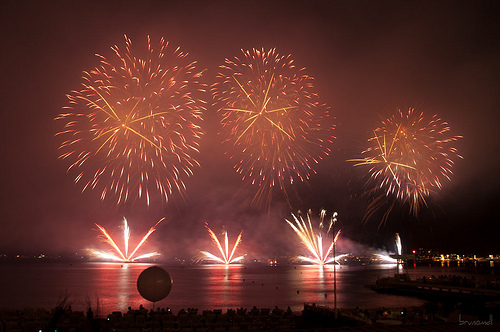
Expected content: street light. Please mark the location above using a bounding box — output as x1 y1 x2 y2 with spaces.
331 212 338 319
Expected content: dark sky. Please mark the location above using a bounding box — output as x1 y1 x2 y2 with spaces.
1 0 499 258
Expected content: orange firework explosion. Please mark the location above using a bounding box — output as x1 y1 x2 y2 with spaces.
55 35 206 206
212 48 335 205
350 108 462 223
200 223 245 265
90 217 165 262
286 210 344 265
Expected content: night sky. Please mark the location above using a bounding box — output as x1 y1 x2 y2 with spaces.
1 0 499 259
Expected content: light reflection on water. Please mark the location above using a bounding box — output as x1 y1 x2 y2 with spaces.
1 261 493 314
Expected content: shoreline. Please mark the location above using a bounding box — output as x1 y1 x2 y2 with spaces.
2 301 499 331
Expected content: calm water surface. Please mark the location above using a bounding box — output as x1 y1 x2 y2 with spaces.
0 261 495 314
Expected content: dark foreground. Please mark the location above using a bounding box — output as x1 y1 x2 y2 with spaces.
1 301 499 332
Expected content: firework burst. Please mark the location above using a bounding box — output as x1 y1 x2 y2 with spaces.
286 210 343 265
90 217 165 262
200 223 245 265
212 48 335 205
349 108 462 223
55 35 206 206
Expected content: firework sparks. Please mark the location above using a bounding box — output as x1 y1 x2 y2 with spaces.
286 210 343 265
200 223 245 265
349 108 462 223
212 48 335 205
90 217 165 262
55 35 206 206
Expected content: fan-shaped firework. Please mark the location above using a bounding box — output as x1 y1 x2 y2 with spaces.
200 223 245 265
286 209 343 265
55 35 206 206
89 217 165 262
212 48 335 205
350 108 462 222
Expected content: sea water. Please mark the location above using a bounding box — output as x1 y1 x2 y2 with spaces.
0 261 494 314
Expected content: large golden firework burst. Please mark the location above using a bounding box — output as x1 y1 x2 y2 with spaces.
56 36 206 206
212 48 335 205
350 108 462 224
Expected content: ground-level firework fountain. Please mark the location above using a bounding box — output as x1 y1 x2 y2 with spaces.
200 223 245 265
375 233 403 263
286 210 344 265
89 217 165 262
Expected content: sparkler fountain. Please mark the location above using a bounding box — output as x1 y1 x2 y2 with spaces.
90 217 165 262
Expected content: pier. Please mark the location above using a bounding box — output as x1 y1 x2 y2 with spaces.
371 274 500 300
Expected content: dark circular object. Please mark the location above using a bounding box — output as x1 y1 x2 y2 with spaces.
137 266 172 302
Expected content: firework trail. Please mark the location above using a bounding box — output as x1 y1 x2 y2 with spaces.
286 210 343 265
212 48 335 205
349 108 462 224
200 223 245 264
55 35 206 206
90 217 165 262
